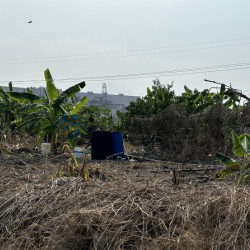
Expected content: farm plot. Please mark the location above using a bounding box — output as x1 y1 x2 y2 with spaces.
0 151 249 250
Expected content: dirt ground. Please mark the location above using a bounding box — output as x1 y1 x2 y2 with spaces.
0 149 249 249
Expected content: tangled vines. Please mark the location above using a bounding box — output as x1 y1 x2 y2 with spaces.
131 103 250 162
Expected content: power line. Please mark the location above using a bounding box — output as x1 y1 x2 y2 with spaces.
2 61 250 84
1 40 250 65
83 64 250 82
1 37 250 61
72 62 250 80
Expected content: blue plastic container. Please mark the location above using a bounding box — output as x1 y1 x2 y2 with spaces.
91 131 124 160
111 132 124 159
91 131 111 160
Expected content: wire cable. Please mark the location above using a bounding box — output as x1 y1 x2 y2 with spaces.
2 61 250 84
1 37 250 62
1 40 250 64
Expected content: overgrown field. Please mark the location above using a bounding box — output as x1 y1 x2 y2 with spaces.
1 65 250 249
0 150 249 250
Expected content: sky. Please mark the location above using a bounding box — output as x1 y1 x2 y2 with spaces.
0 0 250 97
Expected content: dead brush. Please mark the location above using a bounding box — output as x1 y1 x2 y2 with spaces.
171 168 180 185
0 142 11 154
57 143 90 182
0 181 249 250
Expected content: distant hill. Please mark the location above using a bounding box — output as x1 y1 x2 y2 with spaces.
1 86 139 114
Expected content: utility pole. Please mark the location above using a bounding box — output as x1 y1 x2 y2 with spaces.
204 79 250 102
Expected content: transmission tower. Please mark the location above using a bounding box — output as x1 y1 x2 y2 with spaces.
102 83 107 94
101 83 107 105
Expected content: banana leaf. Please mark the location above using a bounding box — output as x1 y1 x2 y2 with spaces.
220 84 226 95
16 103 45 113
53 81 86 107
0 87 10 103
44 68 59 101
8 92 42 103
242 175 250 183
232 131 246 157
147 87 151 95
238 134 250 156
71 96 88 115
215 153 240 168
17 117 41 130
211 93 221 102
184 85 192 95
216 169 234 180
187 92 200 102
194 103 211 113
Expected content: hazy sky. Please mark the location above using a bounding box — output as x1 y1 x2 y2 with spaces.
1 0 250 97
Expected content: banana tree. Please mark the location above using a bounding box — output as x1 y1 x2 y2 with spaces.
215 130 250 185
177 84 240 114
0 82 15 125
9 68 88 153
0 82 21 140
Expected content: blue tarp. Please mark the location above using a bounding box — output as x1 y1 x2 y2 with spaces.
56 114 82 137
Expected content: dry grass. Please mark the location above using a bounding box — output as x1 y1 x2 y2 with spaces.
0 155 249 250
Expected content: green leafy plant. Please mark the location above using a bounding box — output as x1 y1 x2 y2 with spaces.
0 82 20 137
215 130 250 185
116 79 176 136
77 106 114 136
176 84 240 114
8 68 88 153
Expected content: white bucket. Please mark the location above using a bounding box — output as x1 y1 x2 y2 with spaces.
41 143 51 155
74 147 84 159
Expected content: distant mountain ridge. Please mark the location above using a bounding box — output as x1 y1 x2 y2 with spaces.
1 86 139 114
